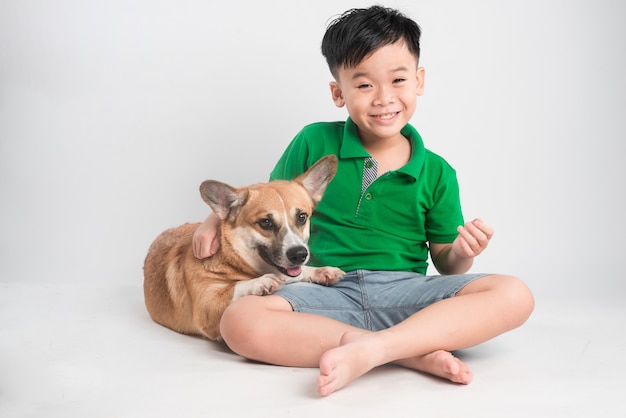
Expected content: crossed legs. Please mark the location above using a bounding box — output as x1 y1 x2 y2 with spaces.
219 274 534 396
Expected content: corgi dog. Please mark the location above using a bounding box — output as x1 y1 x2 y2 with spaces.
143 155 343 340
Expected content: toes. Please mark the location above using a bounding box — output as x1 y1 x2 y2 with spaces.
317 374 338 397
318 384 332 397
318 354 340 396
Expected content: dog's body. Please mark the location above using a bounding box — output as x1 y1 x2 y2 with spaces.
143 155 343 340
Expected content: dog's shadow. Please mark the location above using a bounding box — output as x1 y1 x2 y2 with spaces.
195 335 243 360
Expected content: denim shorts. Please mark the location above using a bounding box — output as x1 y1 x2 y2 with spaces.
274 269 489 331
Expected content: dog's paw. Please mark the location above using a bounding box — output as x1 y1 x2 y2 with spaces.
233 274 283 299
302 266 345 286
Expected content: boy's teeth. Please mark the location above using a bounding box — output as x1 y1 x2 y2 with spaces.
377 113 396 119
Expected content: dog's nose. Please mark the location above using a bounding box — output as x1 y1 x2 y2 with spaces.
286 246 309 264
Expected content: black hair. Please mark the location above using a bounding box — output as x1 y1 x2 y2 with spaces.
321 5 421 78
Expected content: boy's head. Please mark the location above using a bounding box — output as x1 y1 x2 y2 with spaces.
321 6 421 79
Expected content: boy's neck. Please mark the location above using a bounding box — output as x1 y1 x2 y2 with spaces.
360 133 412 175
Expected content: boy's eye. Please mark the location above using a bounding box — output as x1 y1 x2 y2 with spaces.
393 78 406 84
357 83 372 89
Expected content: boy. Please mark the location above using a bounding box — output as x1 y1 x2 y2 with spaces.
193 6 534 397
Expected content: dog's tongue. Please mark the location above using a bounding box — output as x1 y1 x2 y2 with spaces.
286 267 302 277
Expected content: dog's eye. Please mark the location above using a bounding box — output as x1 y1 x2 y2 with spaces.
258 218 274 230
296 212 308 226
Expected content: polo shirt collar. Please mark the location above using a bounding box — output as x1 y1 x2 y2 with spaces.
339 117 425 181
339 117 370 159
398 123 425 181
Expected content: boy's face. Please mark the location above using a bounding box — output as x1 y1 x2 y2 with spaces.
329 41 424 144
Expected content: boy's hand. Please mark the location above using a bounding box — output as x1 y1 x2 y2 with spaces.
192 214 220 259
452 218 494 259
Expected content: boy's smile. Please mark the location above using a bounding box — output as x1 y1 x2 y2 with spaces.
329 41 425 146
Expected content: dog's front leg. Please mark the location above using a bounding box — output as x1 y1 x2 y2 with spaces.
301 266 345 286
232 274 285 300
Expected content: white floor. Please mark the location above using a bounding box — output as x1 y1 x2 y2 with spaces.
1 282 624 418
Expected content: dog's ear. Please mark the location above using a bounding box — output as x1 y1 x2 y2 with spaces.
296 155 338 203
199 181 248 220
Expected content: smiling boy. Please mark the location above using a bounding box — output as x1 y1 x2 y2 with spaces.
194 6 534 397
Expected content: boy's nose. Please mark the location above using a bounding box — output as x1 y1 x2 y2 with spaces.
373 85 395 105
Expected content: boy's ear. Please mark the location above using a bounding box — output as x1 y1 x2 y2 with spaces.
416 66 425 96
329 82 345 107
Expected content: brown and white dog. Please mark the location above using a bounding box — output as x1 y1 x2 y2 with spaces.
143 155 344 340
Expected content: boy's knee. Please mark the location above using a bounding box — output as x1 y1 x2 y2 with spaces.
462 274 535 326
219 294 291 358
497 275 535 325
219 297 256 354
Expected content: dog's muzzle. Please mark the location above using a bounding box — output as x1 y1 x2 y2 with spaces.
258 245 308 278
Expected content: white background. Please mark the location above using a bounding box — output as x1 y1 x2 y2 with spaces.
1 0 625 306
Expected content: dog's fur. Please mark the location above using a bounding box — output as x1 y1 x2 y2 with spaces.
143 155 343 340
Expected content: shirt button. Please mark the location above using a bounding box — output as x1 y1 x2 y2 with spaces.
365 193 372 200
365 161 373 169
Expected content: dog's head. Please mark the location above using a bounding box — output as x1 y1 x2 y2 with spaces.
199 155 338 278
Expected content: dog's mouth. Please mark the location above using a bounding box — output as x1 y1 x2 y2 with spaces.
258 246 304 278
281 266 303 277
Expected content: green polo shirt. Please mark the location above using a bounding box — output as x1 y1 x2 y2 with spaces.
270 118 464 274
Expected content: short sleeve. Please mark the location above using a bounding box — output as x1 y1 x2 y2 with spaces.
424 161 464 244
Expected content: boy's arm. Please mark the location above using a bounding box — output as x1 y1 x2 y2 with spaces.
193 212 220 259
430 218 494 275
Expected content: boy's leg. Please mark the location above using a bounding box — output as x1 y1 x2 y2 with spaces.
220 291 474 381
219 294 360 367
220 273 534 396
317 274 534 396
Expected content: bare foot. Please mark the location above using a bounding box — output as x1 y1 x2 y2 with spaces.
394 350 473 384
317 331 386 397
317 331 473 396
